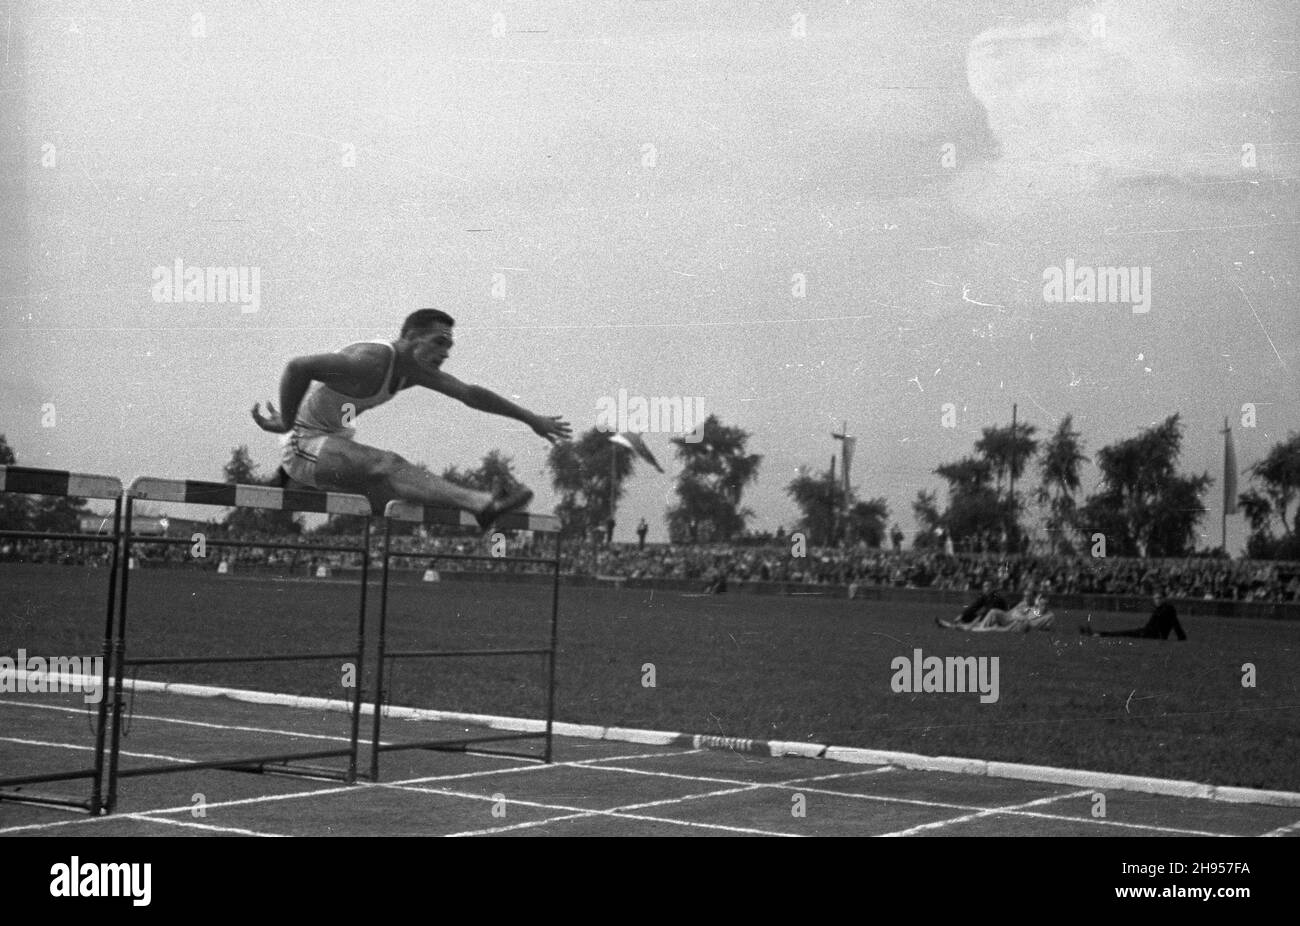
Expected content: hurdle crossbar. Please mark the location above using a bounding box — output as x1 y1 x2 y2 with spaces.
369 499 564 779
0 466 123 815
104 477 372 813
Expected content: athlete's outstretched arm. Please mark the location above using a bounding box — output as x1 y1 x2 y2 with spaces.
252 353 369 434
423 370 572 444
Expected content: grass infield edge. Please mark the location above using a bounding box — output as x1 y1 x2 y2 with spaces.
16 669 1300 809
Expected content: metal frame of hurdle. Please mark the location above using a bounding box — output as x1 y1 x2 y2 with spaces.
1 466 568 813
369 500 563 779
102 477 374 814
0 466 123 815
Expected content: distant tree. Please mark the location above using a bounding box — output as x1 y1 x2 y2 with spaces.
911 490 942 549
786 464 888 548
546 429 634 538
441 449 522 496
933 456 1003 550
975 422 1040 500
29 493 91 533
0 434 31 530
1077 414 1211 557
0 434 89 531
974 421 1039 548
1036 414 1089 555
666 415 761 543
845 497 890 548
222 445 258 485
786 466 840 546
1238 432 1300 560
935 456 993 496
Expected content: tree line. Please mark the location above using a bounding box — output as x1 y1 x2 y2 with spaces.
2 418 1297 560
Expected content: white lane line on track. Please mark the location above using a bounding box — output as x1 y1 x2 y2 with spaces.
125 815 286 837
0 736 191 764
0 733 1247 839
443 812 592 837
782 766 898 784
1 700 712 768
880 789 1102 837
578 762 894 789
0 710 1262 840
0 748 709 835
375 747 710 786
415 782 789 838
578 765 1237 837
0 698 357 744
0 740 1243 838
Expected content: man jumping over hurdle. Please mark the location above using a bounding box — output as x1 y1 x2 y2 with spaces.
251 309 571 527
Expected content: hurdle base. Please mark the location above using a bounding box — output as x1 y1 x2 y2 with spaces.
0 789 97 814
224 761 353 783
373 731 549 768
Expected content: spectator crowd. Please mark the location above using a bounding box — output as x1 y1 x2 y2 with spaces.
3 534 1297 603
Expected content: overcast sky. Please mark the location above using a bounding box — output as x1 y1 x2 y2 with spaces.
2 0 1296 550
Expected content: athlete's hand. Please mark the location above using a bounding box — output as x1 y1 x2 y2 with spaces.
530 414 572 445
252 401 290 434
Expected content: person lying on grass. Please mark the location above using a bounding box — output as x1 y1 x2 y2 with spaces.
937 591 1055 633
948 579 1009 627
936 587 1029 630
1079 589 1187 640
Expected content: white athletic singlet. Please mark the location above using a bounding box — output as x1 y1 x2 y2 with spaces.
293 340 405 439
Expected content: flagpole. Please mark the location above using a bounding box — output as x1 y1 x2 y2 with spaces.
842 420 849 548
831 421 851 547
1221 417 1228 552
829 453 836 546
1008 403 1017 554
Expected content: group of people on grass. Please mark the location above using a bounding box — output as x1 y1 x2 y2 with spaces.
935 580 1057 633
937 579 1188 640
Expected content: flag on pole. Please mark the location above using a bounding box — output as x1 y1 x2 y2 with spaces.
609 432 664 473
841 435 856 495
1223 418 1238 515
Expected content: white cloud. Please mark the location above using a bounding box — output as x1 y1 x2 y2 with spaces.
965 1 1274 181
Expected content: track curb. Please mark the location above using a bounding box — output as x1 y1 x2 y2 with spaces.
23 670 1296 808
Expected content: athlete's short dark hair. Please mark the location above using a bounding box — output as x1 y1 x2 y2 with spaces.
401 309 455 338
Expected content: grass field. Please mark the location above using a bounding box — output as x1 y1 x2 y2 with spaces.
3 563 1297 792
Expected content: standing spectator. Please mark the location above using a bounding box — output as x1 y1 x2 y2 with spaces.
890 523 904 552
636 518 648 550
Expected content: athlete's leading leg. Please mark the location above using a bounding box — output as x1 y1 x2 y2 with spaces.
314 438 494 513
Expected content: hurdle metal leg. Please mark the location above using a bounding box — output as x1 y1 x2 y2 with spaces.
104 478 373 813
0 467 124 815
544 531 563 763
367 501 564 780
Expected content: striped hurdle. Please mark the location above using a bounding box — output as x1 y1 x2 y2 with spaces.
0 465 121 501
103 477 374 813
369 499 564 777
129 477 371 515
0 466 123 815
